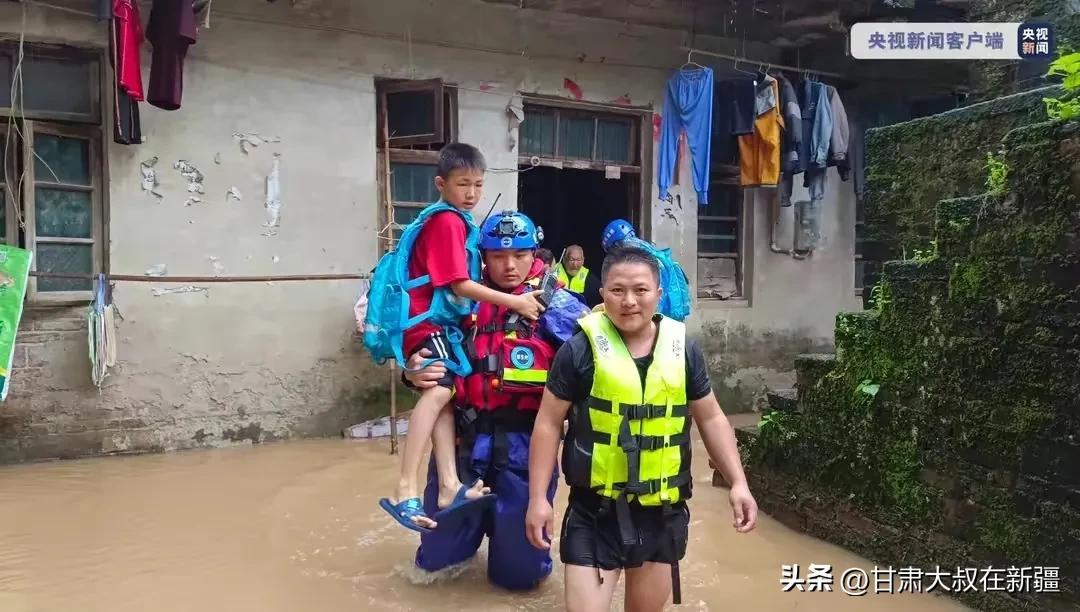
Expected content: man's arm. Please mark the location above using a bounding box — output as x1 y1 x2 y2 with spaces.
525 389 571 549
450 279 542 319
690 392 758 533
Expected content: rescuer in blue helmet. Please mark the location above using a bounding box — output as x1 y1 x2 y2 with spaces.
599 218 692 321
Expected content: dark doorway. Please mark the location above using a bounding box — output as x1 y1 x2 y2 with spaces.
518 167 636 271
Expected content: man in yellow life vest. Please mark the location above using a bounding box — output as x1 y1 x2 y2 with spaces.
525 245 758 612
554 245 601 308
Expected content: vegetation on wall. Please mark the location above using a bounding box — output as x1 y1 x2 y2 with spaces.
750 81 1080 609
863 87 1053 266
1044 51 1080 120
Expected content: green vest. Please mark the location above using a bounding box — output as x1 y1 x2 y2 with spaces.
564 312 692 505
555 264 589 293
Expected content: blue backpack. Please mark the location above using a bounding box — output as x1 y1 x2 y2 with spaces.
362 203 482 375
624 237 691 322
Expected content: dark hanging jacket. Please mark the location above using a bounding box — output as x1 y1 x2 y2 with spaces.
773 72 802 175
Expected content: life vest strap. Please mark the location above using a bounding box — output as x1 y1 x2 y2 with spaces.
585 430 690 452
587 397 689 419
591 469 693 498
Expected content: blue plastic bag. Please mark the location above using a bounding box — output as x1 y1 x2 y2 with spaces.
538 288 591 345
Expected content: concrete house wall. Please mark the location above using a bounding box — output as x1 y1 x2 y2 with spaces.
0 0 862 461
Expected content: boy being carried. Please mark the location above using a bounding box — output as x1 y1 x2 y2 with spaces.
376 143 545 532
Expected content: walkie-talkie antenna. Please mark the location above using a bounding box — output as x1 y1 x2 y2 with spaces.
479 193 502 228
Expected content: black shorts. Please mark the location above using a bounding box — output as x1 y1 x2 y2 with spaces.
559 488 689 570
410 331 457 389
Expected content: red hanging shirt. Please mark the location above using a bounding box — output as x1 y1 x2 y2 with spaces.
113 0 144 102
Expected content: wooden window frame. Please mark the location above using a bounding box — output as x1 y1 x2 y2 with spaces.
0 42 101 124
697 174 745 300
375 80 459 252
22 120 104 303
377 78 446 148
0 42 108 303
1 132 16 247
518 102 640 173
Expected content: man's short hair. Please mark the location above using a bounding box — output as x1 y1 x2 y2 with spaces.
437 143 486 178
535 248 554 265
601 245 660 284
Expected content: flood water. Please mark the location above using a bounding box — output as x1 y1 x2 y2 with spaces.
0 419 969 611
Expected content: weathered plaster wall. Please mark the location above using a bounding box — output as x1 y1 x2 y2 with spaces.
0 0 866 459
691 168 862 412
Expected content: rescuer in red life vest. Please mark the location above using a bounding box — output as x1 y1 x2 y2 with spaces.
402 210 567 591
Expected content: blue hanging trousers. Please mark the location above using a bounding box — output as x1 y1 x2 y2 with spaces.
658 67 715 205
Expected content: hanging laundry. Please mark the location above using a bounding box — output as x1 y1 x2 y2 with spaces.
798 79 832 206
710 77 755 165
146 0 198 111
113 90 143 145
113 0 144 101
774 73 802 175
805 80 833 171
88 274 118 388
737 76 784 188
773 72 803 207
658 67 715 204
109 0 143 145
825 85 851 182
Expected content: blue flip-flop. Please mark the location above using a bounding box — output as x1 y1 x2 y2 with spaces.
378 497 434 534
431 481 496 529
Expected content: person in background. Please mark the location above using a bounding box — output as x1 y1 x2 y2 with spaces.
535 248 554 274
554 245 602 308
526 245 758 611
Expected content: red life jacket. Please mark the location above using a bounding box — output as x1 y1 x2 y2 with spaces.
455 260 557 413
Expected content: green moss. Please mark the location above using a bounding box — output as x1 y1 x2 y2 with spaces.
985 152 1009 197
749 105 1080 587
975 488 1037 560
864 87 1058 262
949 260 988 301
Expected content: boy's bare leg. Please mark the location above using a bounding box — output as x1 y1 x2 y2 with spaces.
393 385 454 529
564 565 620 612
623 563 672 612
430 400 489 509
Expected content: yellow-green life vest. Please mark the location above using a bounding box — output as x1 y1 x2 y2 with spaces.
564 312 692 506
555 264 589 294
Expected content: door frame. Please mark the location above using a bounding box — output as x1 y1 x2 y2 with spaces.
516 94 654 241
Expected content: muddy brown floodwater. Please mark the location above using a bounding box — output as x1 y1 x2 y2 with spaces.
0 416 970 611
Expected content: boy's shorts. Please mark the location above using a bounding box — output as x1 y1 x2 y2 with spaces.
559 488 689 570
408 330 457 390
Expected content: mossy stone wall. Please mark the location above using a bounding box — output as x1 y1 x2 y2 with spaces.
748 108 1080 611
862 86 1058 300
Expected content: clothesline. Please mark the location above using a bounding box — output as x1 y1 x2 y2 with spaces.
681 47 847 80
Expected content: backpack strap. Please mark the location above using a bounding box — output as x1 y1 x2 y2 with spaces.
392 203 479 377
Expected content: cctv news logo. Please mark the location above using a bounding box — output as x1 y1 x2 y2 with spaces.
850 22 1054 61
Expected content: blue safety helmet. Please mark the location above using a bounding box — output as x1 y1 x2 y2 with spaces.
601 218 637 252
479 210 543 250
